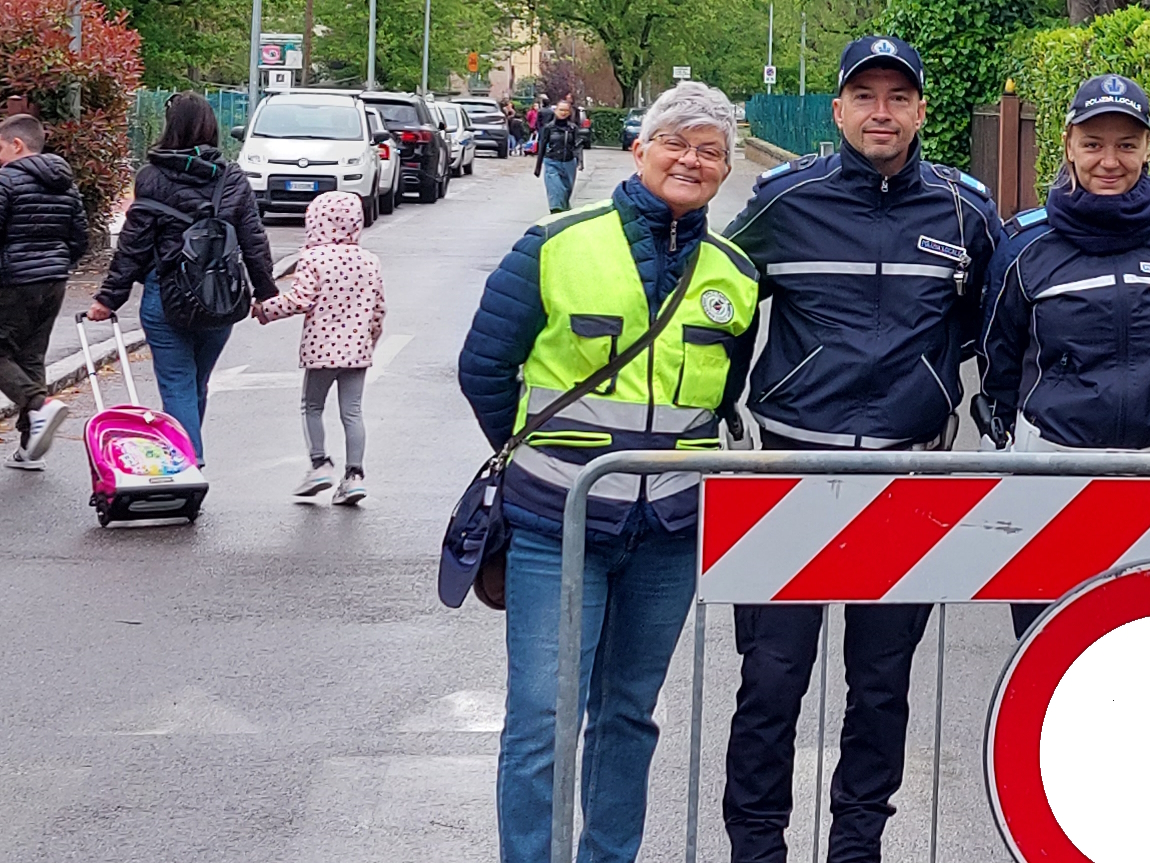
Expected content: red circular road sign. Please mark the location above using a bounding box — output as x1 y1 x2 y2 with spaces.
985 562 1150 862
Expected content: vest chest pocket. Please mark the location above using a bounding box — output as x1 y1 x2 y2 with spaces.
675 325 734 409
570 314 623 395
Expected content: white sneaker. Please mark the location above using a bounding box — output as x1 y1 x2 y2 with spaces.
332 473 367 506
293 459 334 497
4 448 46 471
25 399 69 460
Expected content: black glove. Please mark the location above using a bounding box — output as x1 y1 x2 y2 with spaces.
970 394 1009 449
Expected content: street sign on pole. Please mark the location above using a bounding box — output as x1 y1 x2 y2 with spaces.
763 65 777 86
467 52 479 73
987 563 1150 863
672 66 691 80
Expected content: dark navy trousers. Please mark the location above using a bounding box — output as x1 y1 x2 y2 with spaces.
723 603 933 863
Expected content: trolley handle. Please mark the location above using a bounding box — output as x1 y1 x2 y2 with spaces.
75 311 141 410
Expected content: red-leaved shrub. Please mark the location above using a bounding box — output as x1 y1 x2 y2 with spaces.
0 0 142 232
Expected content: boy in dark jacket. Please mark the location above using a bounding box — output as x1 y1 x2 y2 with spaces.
0 114 89 470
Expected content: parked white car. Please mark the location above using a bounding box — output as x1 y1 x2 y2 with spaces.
437 102 476 177
233 91 399 226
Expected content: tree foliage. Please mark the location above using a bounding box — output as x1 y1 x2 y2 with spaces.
879 0 1062 169
0 0 143 230
1011 5 1150 191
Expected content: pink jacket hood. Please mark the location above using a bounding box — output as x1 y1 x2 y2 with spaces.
304 191 363 248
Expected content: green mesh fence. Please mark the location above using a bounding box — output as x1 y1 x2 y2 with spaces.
129 89 249 166
746 94 839 157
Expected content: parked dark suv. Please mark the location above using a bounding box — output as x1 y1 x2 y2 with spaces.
360 91 451 203
452 97 509 158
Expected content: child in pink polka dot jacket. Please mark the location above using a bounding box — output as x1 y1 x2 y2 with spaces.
257 191 386 505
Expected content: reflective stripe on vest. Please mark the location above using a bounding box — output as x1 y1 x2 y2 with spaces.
508 203 758 520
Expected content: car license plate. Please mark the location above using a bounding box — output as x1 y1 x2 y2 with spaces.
287 180 317 192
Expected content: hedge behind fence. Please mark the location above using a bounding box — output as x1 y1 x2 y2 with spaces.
1010 6 1150 191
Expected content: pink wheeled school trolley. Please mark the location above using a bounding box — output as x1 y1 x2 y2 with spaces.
76 312 208 526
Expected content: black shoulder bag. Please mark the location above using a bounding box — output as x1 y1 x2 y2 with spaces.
439 250 700 610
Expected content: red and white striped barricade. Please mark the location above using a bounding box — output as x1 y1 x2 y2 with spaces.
549 450 1150 863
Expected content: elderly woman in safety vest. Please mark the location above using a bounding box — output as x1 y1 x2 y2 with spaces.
978 74 1150 638
459 81 758 863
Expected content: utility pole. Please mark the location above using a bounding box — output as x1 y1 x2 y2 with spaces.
367 0 377 89
420 0 432 94
248 0 262 113
799 12 806 97
767 2 774 96
68 0 82 52
302 0 313 86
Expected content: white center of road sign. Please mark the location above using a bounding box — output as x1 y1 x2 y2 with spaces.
672 66 691 80
1039 616 1150 862
763 65 777 85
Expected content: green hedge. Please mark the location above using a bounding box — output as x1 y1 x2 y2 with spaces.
588 107 628 147
1010 6 1150 192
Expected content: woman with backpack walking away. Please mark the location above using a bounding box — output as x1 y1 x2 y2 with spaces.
89 92 278 467
255 192 386 505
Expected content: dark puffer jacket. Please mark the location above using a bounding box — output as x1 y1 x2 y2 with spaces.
95 147 277 309
0 153 89 286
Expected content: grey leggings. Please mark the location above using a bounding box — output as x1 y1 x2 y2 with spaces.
301 368 367 471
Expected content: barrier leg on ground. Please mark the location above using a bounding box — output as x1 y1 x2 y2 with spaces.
551 450 1150 863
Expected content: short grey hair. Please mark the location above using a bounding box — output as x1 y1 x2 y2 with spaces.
639 81 737 162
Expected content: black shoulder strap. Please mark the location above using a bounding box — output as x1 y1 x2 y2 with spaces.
498 249 702 462
132 197 194 225
210 168 227 216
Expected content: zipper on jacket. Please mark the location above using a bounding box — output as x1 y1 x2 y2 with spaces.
669 220 678 252
1116 265 1131 443
881 177 889 194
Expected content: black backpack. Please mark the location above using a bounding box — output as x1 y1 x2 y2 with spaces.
133 175 252 330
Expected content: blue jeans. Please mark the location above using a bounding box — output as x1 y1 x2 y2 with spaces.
543 157 578 211
138 273 232 465
498 516 697 863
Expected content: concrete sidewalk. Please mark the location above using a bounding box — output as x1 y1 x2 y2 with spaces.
0 255 297 419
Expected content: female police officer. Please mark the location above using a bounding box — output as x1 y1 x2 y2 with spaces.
978 73 1150 637
458 81 758 863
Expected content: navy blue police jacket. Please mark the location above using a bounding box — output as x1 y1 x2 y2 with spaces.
979 207 1150 448
458 176 711 535
722 138 1000 447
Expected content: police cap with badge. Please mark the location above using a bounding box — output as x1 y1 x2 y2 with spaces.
838 35 925 95
1066 74 1150 129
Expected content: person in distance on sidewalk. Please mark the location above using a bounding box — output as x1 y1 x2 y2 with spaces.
720 35 1000 863
255 191 386 506
0 113 89 470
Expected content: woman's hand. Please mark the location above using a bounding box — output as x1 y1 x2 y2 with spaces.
251 301 269 325
87 301 113 321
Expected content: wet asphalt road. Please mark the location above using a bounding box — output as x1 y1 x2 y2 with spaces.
0 148 1019 863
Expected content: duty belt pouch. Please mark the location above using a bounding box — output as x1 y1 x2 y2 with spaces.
438 251 701 610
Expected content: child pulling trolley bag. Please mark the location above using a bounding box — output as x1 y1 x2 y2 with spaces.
75 312 208 526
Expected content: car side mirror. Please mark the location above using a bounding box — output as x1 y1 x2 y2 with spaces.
439 122 447 132
372 129 391 144
230 125 246 141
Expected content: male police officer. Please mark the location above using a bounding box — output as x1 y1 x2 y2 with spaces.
719 36 1001 863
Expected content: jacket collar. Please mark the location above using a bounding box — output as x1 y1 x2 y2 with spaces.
838 136 922 197
147 147 227 186
613 174 707 247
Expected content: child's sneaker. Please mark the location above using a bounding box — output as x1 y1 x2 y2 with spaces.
4 448 46 471
25 399 68 460
294 458 334 497
332 470 366 506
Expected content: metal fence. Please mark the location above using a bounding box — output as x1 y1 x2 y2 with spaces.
128 88 249 166
746 94 838 157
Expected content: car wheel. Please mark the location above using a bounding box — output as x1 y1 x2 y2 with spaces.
497 141 509 159
361 192 376 227
379 179 395 215
418 173 438 204
463 158 473 176
451 161 462 178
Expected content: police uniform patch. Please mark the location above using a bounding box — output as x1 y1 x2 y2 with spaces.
918 235 967 263
1141 262 1150 274
702 290 734 324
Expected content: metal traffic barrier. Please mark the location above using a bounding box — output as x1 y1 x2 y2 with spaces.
549 450 1150 863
